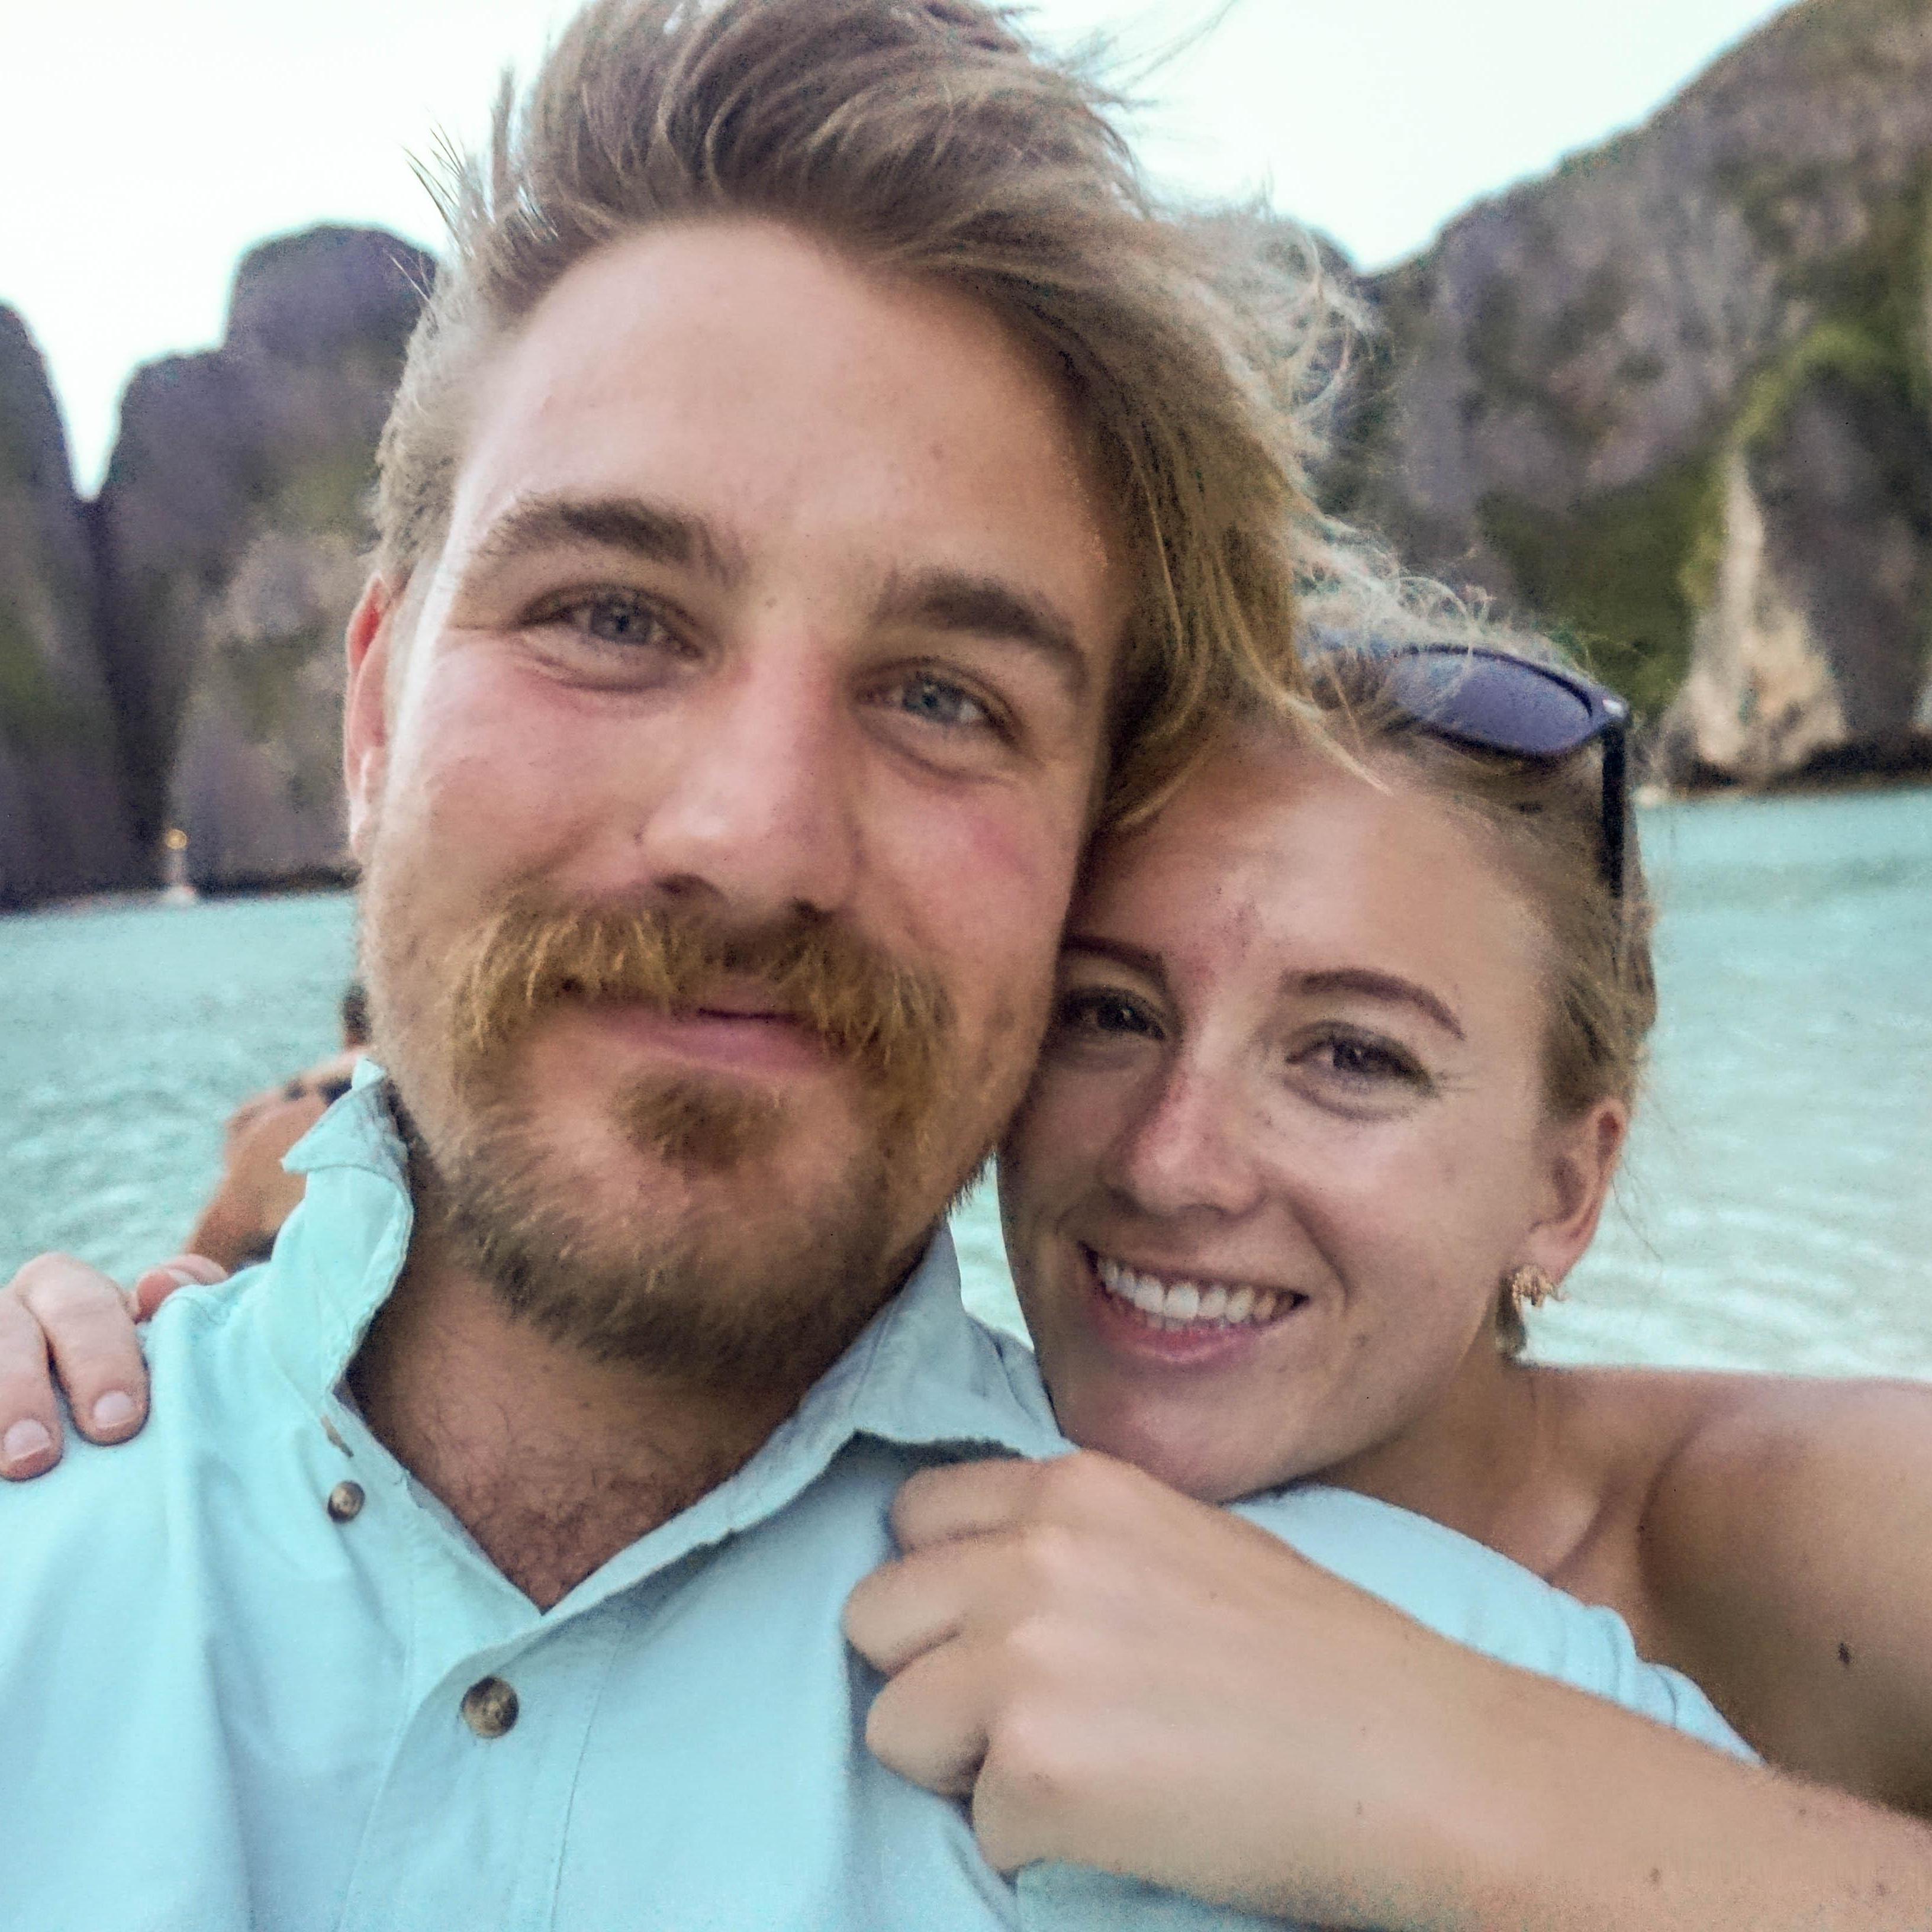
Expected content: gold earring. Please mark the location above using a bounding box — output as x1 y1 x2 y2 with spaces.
1506 1265 1561 1313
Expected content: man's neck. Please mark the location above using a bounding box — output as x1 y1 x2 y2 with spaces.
348 1234 813 1609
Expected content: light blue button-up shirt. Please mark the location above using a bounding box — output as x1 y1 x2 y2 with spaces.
0 1074 1749 1931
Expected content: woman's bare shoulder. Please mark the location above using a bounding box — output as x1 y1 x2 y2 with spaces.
1564 1364 1932 1807
1634 1367 1932 1528
1541 1361 1932 1497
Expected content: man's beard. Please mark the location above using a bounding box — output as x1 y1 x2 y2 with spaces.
362 868 972 1394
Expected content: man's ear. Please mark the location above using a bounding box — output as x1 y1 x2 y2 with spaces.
1521 1098 1628 1287
343 575 398 859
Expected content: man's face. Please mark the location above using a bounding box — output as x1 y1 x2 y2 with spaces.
346 220 1128 1387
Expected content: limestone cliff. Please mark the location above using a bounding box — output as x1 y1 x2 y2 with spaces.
0 308 137 905
1658 344 1932 780
1338 0 1932 783
93 226 432 889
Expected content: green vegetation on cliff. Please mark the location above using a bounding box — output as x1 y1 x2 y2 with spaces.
1478 456 1715 720
0 398 94 754
0 605 82 750
1470 143 1932 727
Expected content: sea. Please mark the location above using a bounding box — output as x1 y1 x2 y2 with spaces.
3 785 1928 1377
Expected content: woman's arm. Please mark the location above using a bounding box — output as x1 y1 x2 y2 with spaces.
9 1267 1932 1925
0 1050 348 1471
845 1451 1932 1929
0 1253 212 1476
1641 1377 1932 1818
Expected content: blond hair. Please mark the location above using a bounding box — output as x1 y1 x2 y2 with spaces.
1283 594 1656 1354
376 0 1317 821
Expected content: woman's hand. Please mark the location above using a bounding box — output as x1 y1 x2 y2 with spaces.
0 1253 220 1477
844 1449 1500 1927
846 1450 1932 1931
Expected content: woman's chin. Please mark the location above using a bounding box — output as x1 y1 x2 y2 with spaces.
1048 1381 1314 1505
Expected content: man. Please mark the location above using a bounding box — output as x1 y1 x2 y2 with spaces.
0 2 1305 1925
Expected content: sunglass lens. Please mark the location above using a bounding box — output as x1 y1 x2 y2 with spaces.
1383 652 1599 757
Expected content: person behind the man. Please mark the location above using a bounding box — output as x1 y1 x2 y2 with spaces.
0 2 1308 1925
185 983 372 1272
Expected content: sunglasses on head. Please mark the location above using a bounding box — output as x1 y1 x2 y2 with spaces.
1308 632 1632 898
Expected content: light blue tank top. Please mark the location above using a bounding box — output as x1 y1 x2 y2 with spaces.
1019 1481 1753 1929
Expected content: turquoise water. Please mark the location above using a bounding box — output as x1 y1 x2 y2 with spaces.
4 787 1928 1376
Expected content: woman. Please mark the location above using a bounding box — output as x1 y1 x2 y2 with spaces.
6 629 1932 1926
839 632 1932 1924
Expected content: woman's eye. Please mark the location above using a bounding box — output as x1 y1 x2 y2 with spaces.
1300 1032 1429 1089
1052 987 1163 1042
887 671 994 732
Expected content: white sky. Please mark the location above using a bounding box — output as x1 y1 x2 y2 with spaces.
2 0 1791 494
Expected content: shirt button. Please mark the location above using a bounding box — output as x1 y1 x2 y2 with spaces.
461 1677 520 1739
326 1480 365 1522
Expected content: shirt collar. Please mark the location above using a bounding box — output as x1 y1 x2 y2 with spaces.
264 1069 1064 1592
264 1060 418 1405
758 1216 1064 1471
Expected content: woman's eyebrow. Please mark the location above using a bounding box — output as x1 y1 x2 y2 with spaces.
1289 968 1466 1041
1061 933 1168 988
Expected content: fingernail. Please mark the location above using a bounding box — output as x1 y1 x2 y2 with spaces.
92 1392 137 1431
2 1419 53 1466
165 1266 201 1288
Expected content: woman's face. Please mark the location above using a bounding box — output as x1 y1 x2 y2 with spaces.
1001 726 1620 1503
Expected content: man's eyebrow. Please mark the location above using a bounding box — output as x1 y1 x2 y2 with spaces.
466 495 749 585
876 568 1090 700
1290 968 1466 1042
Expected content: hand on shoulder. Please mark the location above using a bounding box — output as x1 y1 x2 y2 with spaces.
844 1449 1548 1924
0 1252 220 1479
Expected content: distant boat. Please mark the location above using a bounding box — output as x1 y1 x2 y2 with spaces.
159 828 199 907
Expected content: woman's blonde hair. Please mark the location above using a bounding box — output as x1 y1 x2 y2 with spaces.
375 0 1334 822
1283 579 1657 1353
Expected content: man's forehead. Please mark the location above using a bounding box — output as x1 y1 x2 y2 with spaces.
436 222 1134 653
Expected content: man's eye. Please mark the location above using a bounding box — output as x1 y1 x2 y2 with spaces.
1052 987 1163 1042
580 595 668 646
537 593 675 649
887 671 994 732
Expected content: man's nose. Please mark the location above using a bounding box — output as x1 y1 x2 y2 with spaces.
639 646 861 921
1100 1060 1266 1223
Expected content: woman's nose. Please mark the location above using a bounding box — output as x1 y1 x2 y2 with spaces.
1099 1061 1267 1222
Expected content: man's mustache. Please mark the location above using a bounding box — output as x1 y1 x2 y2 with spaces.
445 893 955 1103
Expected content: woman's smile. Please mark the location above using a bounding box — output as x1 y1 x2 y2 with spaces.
1000 712 1582 1505
1089 1248 1303 1330
1076 1244 1312 1365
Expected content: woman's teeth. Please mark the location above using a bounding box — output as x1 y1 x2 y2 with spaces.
1091 1254 1293 1331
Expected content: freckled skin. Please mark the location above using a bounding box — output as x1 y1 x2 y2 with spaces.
352 220 1132 1300
327 219 1139 1602
1000 726 1612 1506
997 722 1932 1828
13 227 1932 1889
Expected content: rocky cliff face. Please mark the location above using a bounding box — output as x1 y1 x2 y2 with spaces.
1659 350 1932 781
0 308 137 906
17 8 1932 907
93 226 432 889
1339 0 1932 782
